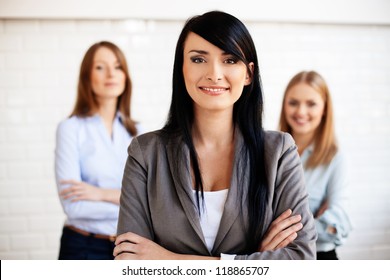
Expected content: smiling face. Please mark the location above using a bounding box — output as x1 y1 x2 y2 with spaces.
284 82 325 139
182 32 252 114
90 46 126 104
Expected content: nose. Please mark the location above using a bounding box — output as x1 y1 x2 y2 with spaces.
106 66 115 77
206 62 222 82
296 105 307 116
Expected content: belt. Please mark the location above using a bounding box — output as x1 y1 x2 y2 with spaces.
65 225 116 242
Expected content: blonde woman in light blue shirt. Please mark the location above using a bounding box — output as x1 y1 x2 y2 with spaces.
279 71 352 259
55 41 141 259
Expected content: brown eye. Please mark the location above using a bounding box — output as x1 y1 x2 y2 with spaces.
288 100 298 106
190 57 206 63
224 57 238 64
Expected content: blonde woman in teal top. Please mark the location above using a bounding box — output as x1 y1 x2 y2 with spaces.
279 71 352 259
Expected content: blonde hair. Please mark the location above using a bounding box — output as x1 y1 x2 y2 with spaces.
279 71 337 168
70 41 137 136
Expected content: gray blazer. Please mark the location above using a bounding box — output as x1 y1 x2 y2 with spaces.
117 129 317 259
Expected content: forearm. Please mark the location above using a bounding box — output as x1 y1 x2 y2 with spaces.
62 199 119 220
101 189 121 205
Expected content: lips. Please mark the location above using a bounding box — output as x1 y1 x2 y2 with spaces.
292 117 309 125
199 86 229 95
104 82 118 87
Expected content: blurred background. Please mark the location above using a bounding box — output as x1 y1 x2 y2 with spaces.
0 0 389 259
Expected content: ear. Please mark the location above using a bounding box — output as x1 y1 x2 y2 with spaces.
244 62 254 86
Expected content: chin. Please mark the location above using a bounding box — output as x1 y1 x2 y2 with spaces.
295 129 314 136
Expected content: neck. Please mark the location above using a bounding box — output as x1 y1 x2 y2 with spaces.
97 98 118 124
292 132 315 155
96 98 118 137
192 108 234 148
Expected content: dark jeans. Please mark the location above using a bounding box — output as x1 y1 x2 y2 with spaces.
317 249 338 260
58 226 115 260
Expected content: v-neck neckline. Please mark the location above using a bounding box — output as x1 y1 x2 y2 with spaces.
95 113 117 147
167 128 245 254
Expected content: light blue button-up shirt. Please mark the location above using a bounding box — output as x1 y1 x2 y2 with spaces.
55 113 139 235
301 146 352 252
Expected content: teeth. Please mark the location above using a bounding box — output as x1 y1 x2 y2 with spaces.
202 87 226 92
295 119 307 124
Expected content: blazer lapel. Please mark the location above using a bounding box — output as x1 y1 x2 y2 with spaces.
166 136 208 252
212 129 248 252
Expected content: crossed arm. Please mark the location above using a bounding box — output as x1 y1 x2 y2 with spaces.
59 180 120 205
113 209 303 260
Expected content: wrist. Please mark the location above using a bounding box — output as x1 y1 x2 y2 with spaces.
99 188 106 201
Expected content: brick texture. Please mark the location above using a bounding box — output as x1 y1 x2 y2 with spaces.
0 18 389 259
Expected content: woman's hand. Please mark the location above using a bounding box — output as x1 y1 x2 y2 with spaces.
314 200 337 234
59 180 103 202
314 199 328 218
259 209 303 252
114 232 176 260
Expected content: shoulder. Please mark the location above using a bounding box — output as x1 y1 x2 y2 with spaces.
333 149 346 162
327 148 347 171
56 116 82 135
55 116 86 147
132 129 171 146
127 129 181 168
262 130 300 174
263 130 295 155
129 129 177 154
56 116 101 142
57 115 100 131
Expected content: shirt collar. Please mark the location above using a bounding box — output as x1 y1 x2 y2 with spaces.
300 144 314 164
89 111 122 121
116 111 124 121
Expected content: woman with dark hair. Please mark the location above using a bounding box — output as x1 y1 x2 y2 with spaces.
55 41 142 259
279 71 351 259
114 11 316 260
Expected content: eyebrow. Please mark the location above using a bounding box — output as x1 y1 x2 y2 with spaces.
92 60 120 64
187 50 230 55
188 50 208 55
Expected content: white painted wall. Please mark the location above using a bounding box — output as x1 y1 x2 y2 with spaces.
0 0 389 259
1 0 389 24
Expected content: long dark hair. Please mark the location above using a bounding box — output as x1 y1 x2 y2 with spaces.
71 41 137 136
163 11 268 252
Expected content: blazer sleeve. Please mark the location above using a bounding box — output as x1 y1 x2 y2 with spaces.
235 132 317 259
117 137 154 239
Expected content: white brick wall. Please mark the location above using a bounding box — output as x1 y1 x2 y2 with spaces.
0 18 389 260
